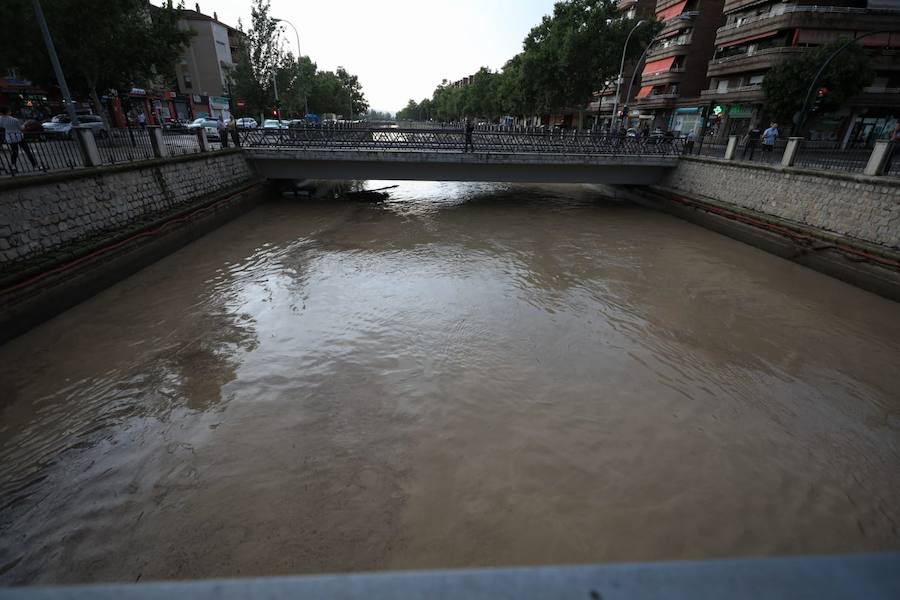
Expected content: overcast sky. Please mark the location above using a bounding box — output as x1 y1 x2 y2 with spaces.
198 0 557 112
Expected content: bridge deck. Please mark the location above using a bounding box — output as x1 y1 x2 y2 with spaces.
241 127 682 184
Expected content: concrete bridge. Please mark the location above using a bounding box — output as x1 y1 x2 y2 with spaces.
240 127 683 185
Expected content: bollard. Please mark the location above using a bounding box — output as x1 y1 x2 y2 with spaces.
724 135 739 161
781 137 802 167
864 140 893 176
196 127 210 152
73 127 102 167
147 126 168 159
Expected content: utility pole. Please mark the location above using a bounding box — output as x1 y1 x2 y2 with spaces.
276 18 309 115
610 19 646 133
32 0 79 125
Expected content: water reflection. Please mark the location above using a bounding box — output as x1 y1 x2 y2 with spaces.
1 181 899 584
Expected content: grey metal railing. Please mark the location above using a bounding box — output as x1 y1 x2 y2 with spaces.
239 127 686 156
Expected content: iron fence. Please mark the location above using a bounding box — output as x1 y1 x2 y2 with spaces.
162 130 202 156
792 144 873 174
239 127 685 156
98 127 155 165
0 134 86 177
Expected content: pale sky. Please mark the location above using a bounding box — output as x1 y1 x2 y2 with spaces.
199 0 557 112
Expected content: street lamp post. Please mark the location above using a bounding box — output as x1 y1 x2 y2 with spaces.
275 18 309 115
610 19 646 133
31 0 79 125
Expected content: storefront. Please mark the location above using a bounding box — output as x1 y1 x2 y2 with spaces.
209 96 231 121
0 76 58 120
171 93 192 122
669 107 704 136
190 95 212 119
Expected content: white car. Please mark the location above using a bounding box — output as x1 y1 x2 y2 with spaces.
42 114 108 138
187 117 223 140
262 119 289 130
235 117 258 129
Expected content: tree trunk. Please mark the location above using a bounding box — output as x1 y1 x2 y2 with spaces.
89 85 111 131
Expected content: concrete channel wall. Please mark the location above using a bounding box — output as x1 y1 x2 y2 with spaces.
0 151 262 343
0 150 255 268
660 156 900 250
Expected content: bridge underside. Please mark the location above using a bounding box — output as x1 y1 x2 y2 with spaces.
246 150 677 185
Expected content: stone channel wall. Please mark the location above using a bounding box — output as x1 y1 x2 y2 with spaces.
0 151 255 267
658 157 900 249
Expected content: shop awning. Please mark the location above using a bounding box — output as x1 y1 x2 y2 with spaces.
656 0 688 21
636 86 654 99
642 57 676 76
718 30 779 49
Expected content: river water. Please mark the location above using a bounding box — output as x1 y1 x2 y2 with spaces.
1 182 899 585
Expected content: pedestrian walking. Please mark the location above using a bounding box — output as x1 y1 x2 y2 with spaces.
743 125 761 160
0 106 41 174
684 130 696 155
218 116 229 148
883 121 900 175
761 122 779 159
137 112 146 129
463 119 474 153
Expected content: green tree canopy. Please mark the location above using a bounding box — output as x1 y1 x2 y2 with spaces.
763 38 875 128
0 0 193 116
402 0 657 122
232 0 369 119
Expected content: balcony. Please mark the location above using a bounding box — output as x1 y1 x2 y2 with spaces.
706 46 804 77
716 5 894 46
646 37 693 61
700 84 765 103
634 92 680 109
724 0 776 13
854 86 900 107
641 68 686 85
658 11 699 37
616 0 638 9
656 0 689 11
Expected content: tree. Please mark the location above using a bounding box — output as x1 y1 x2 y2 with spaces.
408 0 658 124
232 0 283 118
397 99 420 121
763 38 875 128
0 0 193 120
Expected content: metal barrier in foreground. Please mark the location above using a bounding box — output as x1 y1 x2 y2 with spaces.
0 126 227 179
0 134 84 176
0 553 897 599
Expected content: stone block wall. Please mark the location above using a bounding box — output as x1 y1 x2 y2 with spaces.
0 152 254 267
660 157 900 249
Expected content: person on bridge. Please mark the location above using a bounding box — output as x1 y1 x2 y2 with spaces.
218 116 229 149
464 119 475 153
761 123 779 158
0 106 40 174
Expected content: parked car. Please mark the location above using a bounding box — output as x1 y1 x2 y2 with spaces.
235 117 258 129
163 118 191 132
42 114 108 139
262 119 289 130
187 117 221 140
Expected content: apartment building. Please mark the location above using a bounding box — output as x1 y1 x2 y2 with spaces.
174 4 245 120
630 0 726 134
703 0 900 143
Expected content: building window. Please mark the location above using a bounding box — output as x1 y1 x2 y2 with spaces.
184 75 193 90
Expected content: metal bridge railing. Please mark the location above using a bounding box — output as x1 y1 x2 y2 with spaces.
239 127 686 156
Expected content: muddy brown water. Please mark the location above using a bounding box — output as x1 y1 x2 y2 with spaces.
1 182 899 585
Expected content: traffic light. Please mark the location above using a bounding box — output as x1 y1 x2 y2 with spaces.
811 87 829 115
272 108 278 117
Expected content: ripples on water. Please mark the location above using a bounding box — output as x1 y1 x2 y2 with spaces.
1 181 899 584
